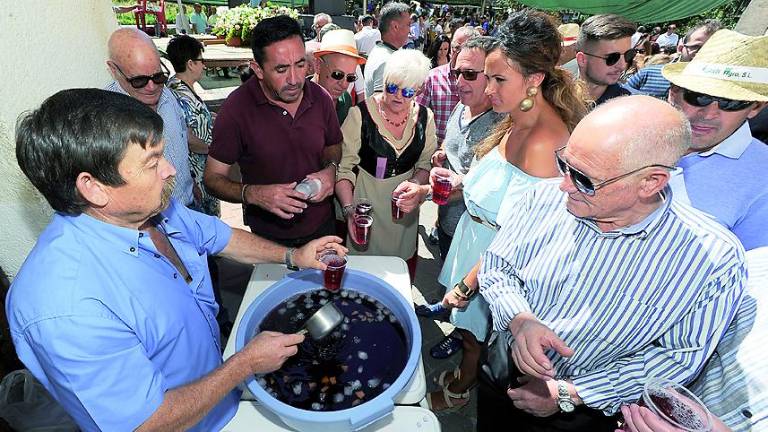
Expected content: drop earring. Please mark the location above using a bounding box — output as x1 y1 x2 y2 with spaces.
519 86 538 112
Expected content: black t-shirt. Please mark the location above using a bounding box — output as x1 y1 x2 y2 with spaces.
596 83 632 105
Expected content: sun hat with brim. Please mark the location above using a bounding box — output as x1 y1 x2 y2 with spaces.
662 29 768 102
558 23 580 47
313 29 366 65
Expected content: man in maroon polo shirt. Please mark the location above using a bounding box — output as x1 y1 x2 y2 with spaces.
205 15 343 247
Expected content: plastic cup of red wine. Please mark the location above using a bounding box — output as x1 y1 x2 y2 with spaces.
391 193 404 220
353 215 373 248
620 377 713 431
319 252 347 293
432 175 452 205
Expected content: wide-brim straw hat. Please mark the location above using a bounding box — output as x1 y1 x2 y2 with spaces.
558 23 580 47
313 29 366 64
662 29 768 102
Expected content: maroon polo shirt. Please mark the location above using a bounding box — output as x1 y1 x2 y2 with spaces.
210 77 343 240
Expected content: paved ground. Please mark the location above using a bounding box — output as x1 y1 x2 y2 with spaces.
216 200 477 431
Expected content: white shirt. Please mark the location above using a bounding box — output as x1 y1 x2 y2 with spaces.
175 13 190 34
656 32 679 48
354 26 381 56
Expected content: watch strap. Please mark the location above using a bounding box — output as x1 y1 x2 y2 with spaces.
285 247 299 271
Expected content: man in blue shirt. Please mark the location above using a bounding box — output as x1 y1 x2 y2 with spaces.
663 29 768 250
8 89 346 431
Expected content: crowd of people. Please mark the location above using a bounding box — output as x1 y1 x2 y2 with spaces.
5 2 768 432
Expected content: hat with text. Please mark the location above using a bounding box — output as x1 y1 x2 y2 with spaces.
662 29 768 102
558 23 580 47
313 29 366 64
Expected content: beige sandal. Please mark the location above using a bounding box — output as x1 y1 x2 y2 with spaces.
426 368 470 412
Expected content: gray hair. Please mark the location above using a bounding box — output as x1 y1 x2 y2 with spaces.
577 14 636 51
313 13 332 26
383 49 432 89
379 2 410 35
318 23 341 41
451 25 480 42
461 35 496 54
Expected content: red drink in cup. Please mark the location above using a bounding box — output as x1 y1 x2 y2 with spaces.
432 176 452 205
620 378 712 431
353 215 373 247
319 252 347 292
391 193 404 220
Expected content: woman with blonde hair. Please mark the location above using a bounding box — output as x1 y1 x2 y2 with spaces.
335 49 436 279
425 10 589 412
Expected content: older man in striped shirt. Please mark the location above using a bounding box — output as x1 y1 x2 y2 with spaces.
477 96 746 432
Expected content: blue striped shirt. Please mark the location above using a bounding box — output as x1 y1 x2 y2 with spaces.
105 81 194 206
479 180 746 414
622 65 671 99
688 247 768 431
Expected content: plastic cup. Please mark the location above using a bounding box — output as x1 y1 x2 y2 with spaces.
620 378 713 431
432 176 452 205
391 193 404 220
319 252 347 292
354 199 373 216
353 215 373 247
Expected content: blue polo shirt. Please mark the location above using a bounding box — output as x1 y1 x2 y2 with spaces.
6 200 239 431
670 122 768 251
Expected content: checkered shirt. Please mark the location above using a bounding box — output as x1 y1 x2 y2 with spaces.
416 64 459 144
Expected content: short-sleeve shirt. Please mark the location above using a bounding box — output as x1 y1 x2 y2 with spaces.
210 78 343 240
595 83 631 105
415 63 459 144
364 41 396 97
6 200 239 431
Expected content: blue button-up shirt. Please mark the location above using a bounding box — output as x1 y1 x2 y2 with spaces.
6 200 238 431
479 180 746 414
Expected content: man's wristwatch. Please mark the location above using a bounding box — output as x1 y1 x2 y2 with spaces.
556 380 575 413
284 247 299 271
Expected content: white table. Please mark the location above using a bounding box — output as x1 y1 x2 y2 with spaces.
222 256 436 432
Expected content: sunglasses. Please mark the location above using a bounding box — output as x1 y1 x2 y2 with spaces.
112 62 169 89
681 88 754 112
450 69 482 81
385 83 417 98
329 70 357 83
583 48 637 67
555 146 675 196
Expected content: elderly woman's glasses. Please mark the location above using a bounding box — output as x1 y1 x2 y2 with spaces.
681 88 753 112
450 69 482 81
112 62 169 89
385 83 417 98
582 48 637 67
554 146 675 196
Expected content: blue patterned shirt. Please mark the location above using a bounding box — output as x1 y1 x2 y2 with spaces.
105 81 194 206
479 180 746 414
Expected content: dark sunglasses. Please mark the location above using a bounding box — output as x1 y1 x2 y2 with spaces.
681 88 754 112
112 62 169 89
385 83 417 98
583 48 637 67
450 69 482 81
555 146 675 196
329 70 357 83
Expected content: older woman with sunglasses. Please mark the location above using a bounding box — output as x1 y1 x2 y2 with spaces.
166 35 220 216
424 11 589 412
335 49 435 278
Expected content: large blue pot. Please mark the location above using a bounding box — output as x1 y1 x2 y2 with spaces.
235 269 422 431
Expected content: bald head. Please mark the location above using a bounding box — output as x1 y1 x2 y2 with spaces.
579 96 690 172
107 28 165 108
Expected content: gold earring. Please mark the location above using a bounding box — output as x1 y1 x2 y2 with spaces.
519 86 538 112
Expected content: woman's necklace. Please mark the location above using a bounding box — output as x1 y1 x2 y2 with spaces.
377 99 409 128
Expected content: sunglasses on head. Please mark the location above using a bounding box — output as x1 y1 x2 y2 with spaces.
450 69 482 81
385 83 417 98
583 48 637 67
112 62 169 89
555 146 675 196
681 88 753 112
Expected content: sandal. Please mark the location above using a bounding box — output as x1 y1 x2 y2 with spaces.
426 368 470 412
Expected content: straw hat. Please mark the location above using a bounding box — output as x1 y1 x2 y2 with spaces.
558 23 580 47
313 29 366 64
662 29 768 102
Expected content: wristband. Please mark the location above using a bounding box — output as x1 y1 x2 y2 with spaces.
342 204 355 218
241 184 251 205
285 247 299 271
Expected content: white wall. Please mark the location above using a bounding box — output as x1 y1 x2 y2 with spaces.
0 1 118 277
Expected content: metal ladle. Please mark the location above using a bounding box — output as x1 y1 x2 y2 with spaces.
296 302 344 341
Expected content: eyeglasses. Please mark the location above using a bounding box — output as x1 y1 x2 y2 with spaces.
319 58 357 82
582 48 637 67
555 146 675 196
112 62 169 89
385 83 417 98
450 69 482 81
681 88 754 112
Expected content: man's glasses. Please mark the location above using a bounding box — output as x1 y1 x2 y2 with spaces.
582 48 637 67
385 83 417 98
555 146 675 196
681 88 754 112
329 70 357 82
450 69 482 81
112 62 169 89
